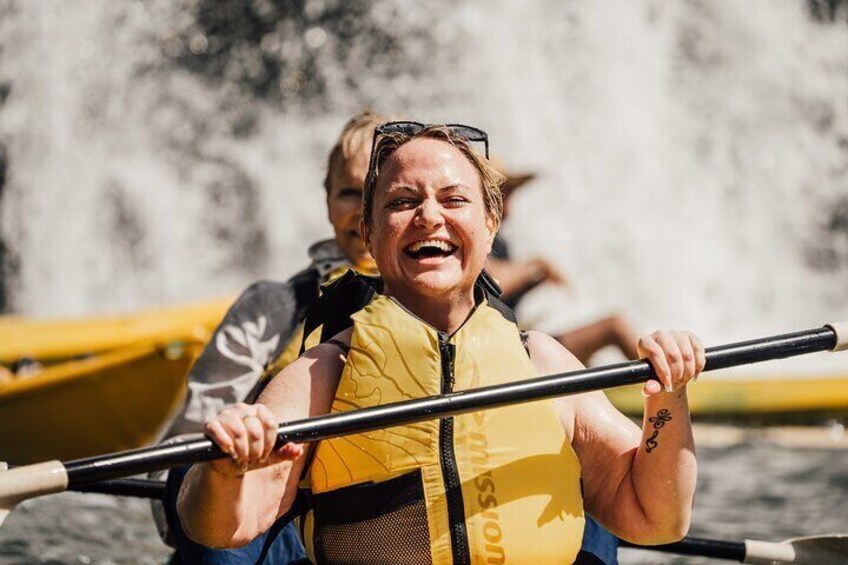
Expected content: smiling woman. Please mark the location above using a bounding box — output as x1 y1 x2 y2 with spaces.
361 131 502 331
177 122 705 564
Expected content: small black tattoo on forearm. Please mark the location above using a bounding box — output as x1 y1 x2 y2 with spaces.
645 409 672 454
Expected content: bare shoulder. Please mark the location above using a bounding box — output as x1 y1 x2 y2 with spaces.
525 331 627 426
287 326 352 372
258 327 353 415
322 327 354 351
525 331 585 440
525 330 584 375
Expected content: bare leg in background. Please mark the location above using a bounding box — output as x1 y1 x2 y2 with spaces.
557 314 640 365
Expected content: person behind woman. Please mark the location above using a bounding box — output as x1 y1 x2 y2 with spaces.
485 160 639 364
157 110 386 564
178 123 704 563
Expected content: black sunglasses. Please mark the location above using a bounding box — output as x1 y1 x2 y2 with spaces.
367 121 490 181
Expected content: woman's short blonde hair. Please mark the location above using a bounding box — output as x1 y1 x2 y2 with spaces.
363 125 505 228
324 111 388 194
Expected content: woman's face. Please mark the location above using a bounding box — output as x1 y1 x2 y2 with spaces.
327 151 372 266
363 137 496 302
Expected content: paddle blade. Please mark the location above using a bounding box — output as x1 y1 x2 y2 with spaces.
745 534 848 564
0 460 69 528
789 534 848 564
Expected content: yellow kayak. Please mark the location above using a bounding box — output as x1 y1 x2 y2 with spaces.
0 297 233 364
606 374 848 417
0 342 201 464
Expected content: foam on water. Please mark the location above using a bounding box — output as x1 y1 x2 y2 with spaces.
1 1 847 370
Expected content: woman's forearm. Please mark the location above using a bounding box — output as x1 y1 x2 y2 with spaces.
177 463 285 549
177 464 248 548
174 343 339 549
629 389 697 543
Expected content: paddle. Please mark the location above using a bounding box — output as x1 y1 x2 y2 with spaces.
1 323 845 527
49 471 848 565
622 533 848 564
71 477 166 499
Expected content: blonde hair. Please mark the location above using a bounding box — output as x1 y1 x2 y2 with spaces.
363 126 505 228
324 111 388 194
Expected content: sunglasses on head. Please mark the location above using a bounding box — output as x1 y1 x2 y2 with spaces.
367 121 490 181
372 121 490 159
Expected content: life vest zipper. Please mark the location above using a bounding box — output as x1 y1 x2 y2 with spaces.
439 336 470 565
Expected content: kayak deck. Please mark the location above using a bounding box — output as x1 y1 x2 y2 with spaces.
0 298 232 364
606 374 848 419
0 343 201 464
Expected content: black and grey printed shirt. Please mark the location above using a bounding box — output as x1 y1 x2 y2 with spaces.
160 239 350 439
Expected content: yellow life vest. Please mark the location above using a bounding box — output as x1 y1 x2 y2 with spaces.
303 293 585 564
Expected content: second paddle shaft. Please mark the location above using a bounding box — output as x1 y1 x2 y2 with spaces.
61 325 839 488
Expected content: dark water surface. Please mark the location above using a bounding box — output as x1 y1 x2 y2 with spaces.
623 435 848 564
1 433 846 564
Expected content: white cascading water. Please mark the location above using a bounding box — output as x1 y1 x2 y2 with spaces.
1 0 847 373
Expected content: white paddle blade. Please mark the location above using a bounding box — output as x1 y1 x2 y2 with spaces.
788 534 848 565
0 460 68 527
745 534 848 564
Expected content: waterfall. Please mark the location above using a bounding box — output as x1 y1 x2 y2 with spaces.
1 0 847 370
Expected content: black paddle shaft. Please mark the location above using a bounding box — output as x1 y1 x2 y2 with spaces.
621 536 746 561
63 326 837 488
72 478 166 500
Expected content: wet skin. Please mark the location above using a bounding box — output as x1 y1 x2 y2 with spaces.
362 138 497 333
